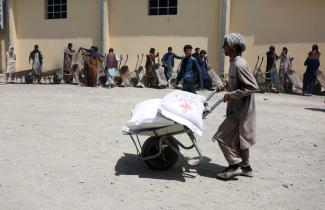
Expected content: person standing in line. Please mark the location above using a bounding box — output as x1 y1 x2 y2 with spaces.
174 45 202 94
192 47 200 60
63 43 75 83
192 47 201 89
81 46 103 87
144 48 159 87
266 46 279 91
29 45 43 84
278 47 294 91
161 47 182 81
303 44 320 96
105 48 120 87
197 49 212 90
5 46 16 83
213 33 259 180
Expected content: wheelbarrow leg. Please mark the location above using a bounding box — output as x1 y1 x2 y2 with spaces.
186 132 203 166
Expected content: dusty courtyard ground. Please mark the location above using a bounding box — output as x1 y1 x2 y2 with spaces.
0 84 324 210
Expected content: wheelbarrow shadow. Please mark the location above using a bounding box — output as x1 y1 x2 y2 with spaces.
115 153 227 182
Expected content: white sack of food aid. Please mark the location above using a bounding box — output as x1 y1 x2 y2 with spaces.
158 90 206 136
126 99 174 130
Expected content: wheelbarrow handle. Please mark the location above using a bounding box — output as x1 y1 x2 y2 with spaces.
206 89 218 101
210 96 224 112
203 95 224 118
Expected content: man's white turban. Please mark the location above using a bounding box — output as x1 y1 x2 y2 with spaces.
224 33 246 52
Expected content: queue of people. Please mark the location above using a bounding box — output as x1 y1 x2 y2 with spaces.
3 43 212 92
3 42 322 96
265 44 321 95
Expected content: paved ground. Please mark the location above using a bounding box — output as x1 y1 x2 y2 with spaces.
0 84 324 210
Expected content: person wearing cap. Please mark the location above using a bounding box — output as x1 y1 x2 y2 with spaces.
175 45 202 93
161 47 182 81
213 33 259 180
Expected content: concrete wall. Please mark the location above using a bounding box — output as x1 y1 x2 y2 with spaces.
13 0 100 72
108 0 221 72
229 0 325 77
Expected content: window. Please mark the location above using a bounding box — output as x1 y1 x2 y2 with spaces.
149 0 177 16
46 0 67 19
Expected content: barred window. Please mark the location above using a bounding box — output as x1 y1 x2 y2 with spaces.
149 0 177 16
46 0 67 19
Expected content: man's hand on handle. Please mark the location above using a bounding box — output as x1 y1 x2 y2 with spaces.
223 93 233 102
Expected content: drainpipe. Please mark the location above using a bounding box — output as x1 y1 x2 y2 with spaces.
219 0 228 77
99 0 108 55
6 0 13 46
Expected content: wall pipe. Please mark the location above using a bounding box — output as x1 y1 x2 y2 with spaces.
219 0 228 77
99 0 105 54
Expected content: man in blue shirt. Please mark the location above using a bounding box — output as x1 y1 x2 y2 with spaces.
161 47 182 81
197 49 212 90
175 45 203 94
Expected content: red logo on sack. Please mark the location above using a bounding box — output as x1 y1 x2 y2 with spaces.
179 100 193 113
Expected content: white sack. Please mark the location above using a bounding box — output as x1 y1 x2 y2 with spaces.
158 90 206 136
126 99 174 130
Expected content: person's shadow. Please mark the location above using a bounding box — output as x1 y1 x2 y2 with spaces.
115 153 229 182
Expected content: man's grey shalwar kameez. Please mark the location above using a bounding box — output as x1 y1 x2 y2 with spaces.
213 56 258 166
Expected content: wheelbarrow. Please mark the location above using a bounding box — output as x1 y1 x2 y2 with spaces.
42 68 61 84
122 90 224 170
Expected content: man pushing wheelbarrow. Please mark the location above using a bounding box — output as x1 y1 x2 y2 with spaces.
213 33 259 180
123 33 258 181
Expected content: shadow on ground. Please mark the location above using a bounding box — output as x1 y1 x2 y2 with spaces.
115 153 227 182
304 108 325 113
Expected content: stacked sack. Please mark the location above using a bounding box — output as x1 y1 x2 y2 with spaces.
125 90 206 136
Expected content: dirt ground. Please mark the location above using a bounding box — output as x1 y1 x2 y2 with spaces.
0 84 324 210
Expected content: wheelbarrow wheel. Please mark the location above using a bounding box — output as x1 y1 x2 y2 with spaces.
130 77 138 87
142 136 179 170
151 78 159 88
53 74 62 84
25 73 33 84
114 76 123 86
63 73 73 84
313 81 322 95
99 75 107 86
283 80 292 93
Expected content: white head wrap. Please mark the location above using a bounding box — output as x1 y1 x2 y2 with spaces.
224 33 246 52
8 46 14 55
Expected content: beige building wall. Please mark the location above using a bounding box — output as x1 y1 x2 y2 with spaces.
12 0 100 72
108 0 221 71
229 0 325 77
